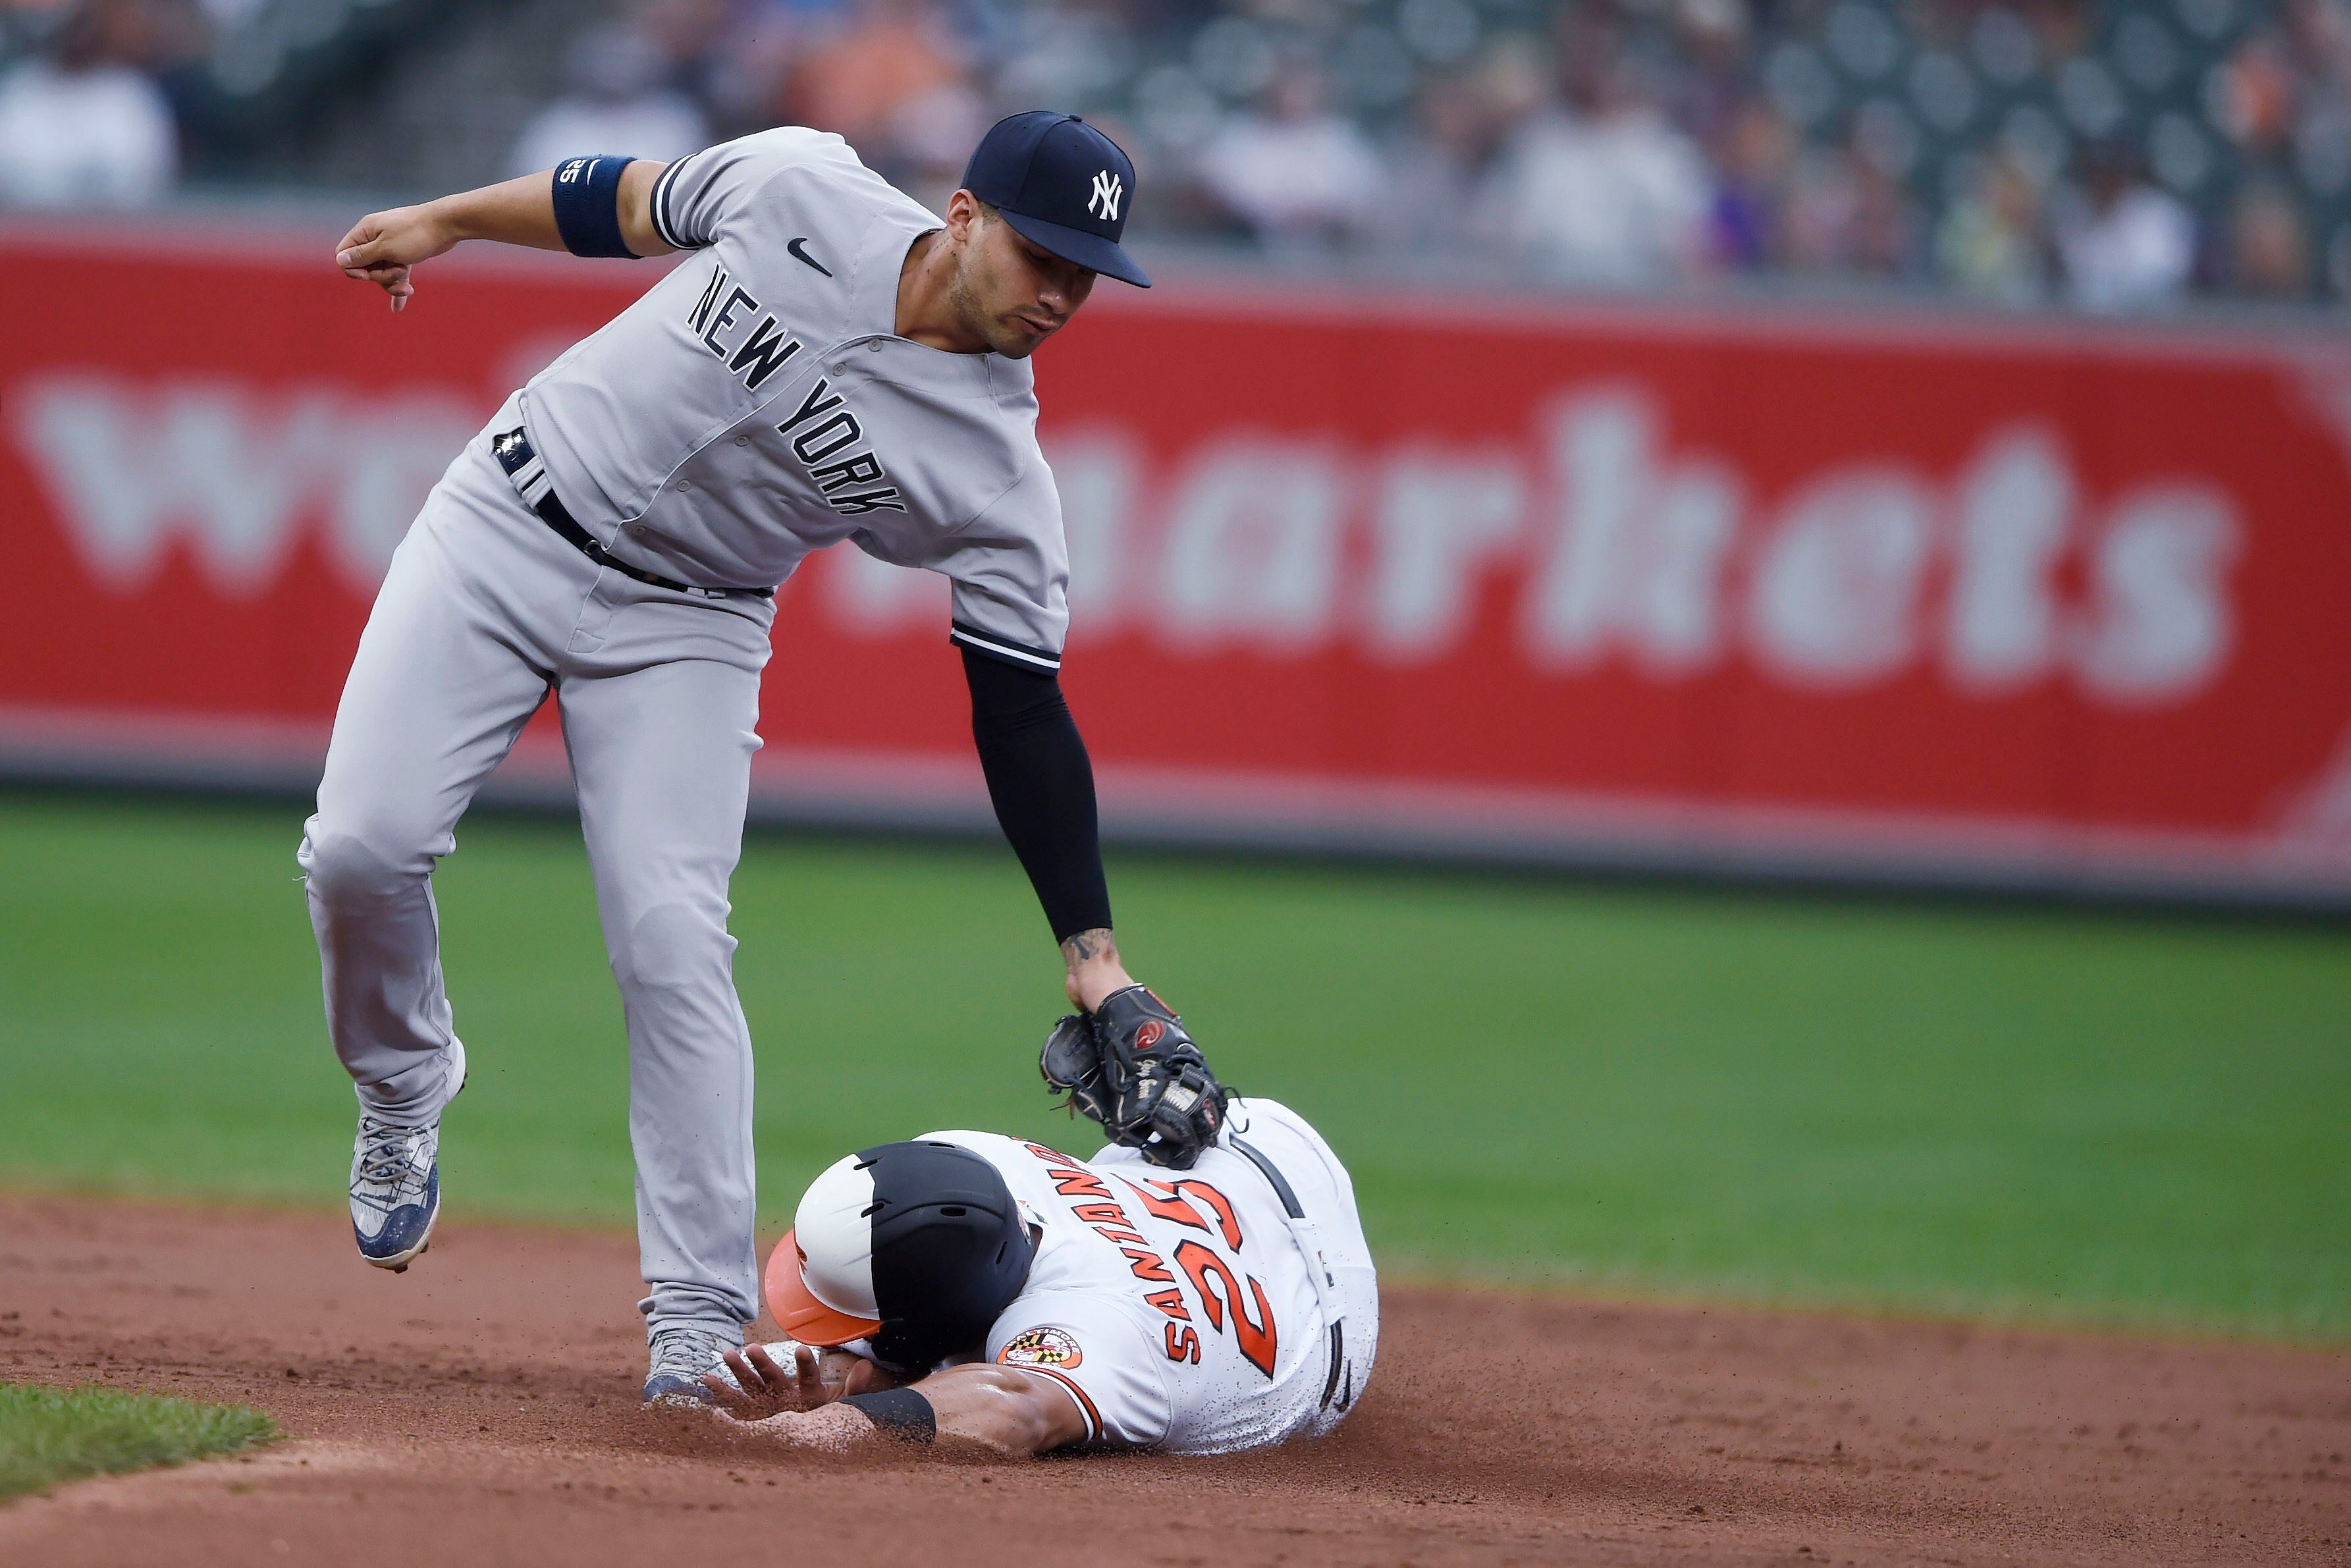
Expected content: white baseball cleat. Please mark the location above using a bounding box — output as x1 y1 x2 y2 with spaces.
349 1038 466 1272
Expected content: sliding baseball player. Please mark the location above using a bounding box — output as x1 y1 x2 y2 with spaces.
308 113 1174 1402
701 1010 1378 1455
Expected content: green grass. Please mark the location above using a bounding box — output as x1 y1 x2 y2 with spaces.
0 1383 277 1500
3 794 2347 1340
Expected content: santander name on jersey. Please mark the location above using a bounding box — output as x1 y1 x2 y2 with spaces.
924 1106 1373 1457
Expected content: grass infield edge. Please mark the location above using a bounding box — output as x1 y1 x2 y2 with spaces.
0 1382 281 1503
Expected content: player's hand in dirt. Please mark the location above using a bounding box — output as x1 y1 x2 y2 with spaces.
724 1402 879 1453
702 1342 873 1419
334 203 458 313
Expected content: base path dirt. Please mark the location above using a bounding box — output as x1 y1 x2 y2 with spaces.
0 1195 2344 1566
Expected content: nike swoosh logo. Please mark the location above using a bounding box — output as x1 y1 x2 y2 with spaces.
788 237 832 277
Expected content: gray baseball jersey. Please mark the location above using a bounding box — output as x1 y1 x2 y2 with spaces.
305 128 1079 1349
519 126 1069 671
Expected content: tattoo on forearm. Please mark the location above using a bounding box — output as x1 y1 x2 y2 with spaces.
1061 927 1117 967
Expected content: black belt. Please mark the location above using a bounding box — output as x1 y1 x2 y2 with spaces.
1230 1133 1351 1411
491 428 773 601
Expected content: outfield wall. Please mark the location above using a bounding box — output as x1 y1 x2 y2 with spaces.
5 219 2351 904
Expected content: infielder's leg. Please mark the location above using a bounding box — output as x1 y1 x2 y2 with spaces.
556 617 769 1336
299 462 562 1122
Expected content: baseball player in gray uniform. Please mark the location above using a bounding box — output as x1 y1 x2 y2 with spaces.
306 113 1197 1403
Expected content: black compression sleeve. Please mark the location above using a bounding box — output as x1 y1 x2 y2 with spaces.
962 647 1112 943
840 1387 936 1442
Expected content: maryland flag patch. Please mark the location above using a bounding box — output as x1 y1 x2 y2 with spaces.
998 1326 1083 1369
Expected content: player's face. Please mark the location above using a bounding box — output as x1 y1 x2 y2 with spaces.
958 209 1095 360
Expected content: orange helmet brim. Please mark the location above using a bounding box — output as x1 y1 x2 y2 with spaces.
763 1230 883 1346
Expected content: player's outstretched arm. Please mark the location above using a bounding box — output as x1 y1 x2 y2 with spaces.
916 1363 1091 1455
717 1361 1088 1458
958 648 1136 1010
333 160 673 312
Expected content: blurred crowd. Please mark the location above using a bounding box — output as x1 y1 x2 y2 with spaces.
5 0 2351 310
0 0 187 207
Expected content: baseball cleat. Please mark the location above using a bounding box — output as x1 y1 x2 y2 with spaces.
349 1039 466 1271
643 1324 742 1407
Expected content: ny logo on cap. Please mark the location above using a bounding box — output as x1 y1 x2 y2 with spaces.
1088 169 1123 223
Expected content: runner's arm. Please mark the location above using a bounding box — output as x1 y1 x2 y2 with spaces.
918 1363 1091 1455
724 1362 1089 1457
333 161 674 311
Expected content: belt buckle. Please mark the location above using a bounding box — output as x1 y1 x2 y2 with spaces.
492 427 530 474
495 429 553 507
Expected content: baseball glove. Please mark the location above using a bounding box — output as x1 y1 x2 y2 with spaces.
1040 985 1228 1170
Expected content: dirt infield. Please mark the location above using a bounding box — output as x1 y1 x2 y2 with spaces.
0 1196 2343 1566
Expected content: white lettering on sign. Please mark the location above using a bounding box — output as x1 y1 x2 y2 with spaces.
10 375 475 598
1748 464 1937 688
2077 485 2239 703
819 396 2240 707
1156 438 1347 653
1946 427 2073 691
1365 446 1524 661
1524 391 1647 666
1635 462 1743 676
1521 391 1741 676
9 370 2246 711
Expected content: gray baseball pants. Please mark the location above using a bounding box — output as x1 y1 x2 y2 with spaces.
298 419 772 1338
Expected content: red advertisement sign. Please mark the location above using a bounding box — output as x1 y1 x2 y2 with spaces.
5 221 2349 899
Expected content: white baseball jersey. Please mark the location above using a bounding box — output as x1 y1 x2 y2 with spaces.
927 1098 1378 1456
516 127 1069 670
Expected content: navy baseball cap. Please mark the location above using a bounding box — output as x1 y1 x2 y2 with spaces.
962 111 1152 288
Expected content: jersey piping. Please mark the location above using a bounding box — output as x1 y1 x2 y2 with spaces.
1022 1365 1103 1443
649 153 697 251
950 620 1061 672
